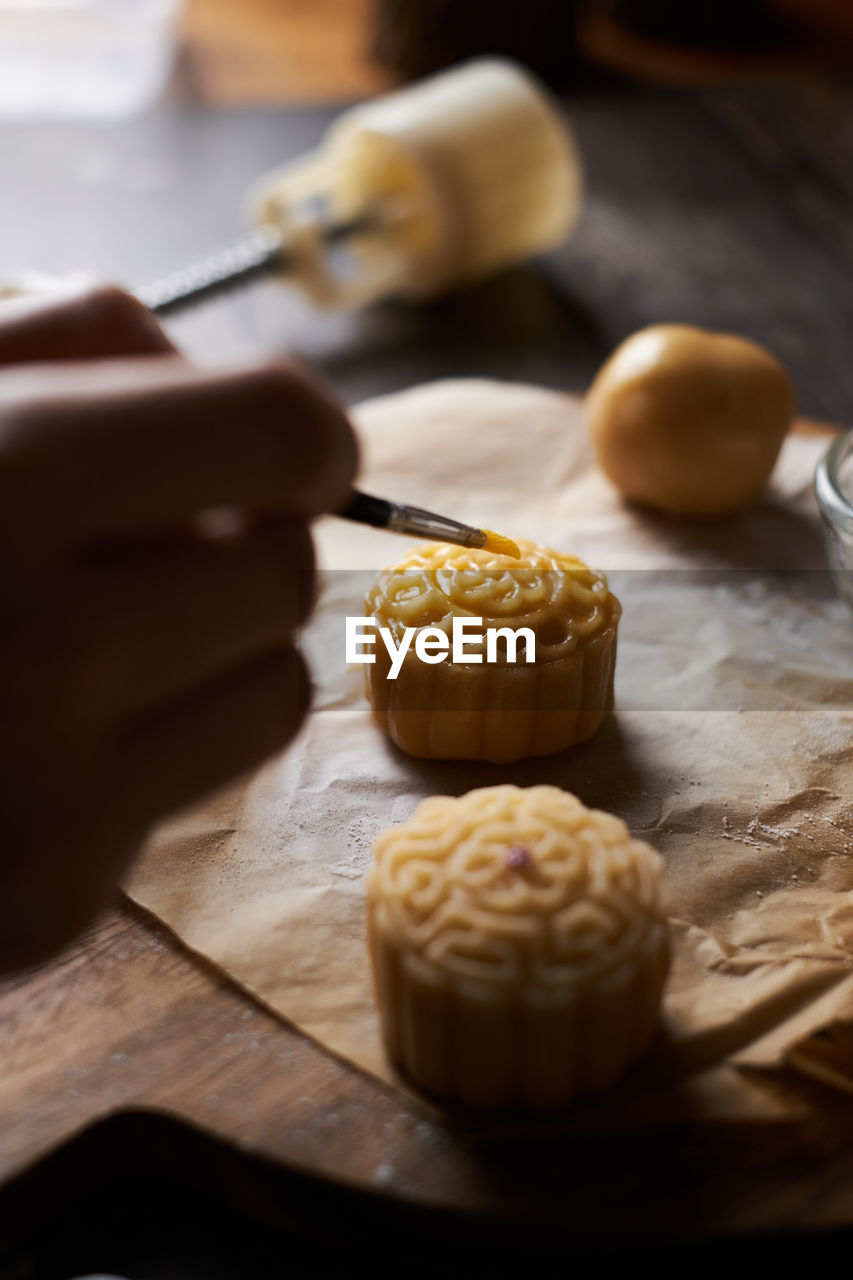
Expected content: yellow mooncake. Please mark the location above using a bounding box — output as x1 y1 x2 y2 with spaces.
367 784 669 1110
362 539 621 763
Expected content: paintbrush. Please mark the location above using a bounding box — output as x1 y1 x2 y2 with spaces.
342 491 519 558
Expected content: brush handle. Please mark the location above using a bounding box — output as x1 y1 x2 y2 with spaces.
341 492 394 527
340 490 487 549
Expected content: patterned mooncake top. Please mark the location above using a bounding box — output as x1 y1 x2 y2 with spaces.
364 540 620 664
367 785 666 993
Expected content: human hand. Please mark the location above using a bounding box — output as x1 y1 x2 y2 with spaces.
0 285 357 972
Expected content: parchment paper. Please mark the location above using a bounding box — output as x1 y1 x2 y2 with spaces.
127 379 853 1121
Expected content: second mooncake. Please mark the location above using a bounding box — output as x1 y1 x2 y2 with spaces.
367 784 669 1109
363 539 621 763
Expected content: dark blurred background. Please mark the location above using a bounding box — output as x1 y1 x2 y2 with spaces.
1 0 852 421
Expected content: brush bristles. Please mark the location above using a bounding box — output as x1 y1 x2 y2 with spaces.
480 530 521 559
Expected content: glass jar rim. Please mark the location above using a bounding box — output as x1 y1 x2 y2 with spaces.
816 430 853 533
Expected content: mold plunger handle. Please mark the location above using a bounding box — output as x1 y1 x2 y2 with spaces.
137 224 285 317
137 216 370 318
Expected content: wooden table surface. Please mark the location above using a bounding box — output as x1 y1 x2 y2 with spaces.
2 20 853 1274
179 0 388 104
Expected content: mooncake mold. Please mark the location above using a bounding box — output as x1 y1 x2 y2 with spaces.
363 539 621 763
366 784 669 1109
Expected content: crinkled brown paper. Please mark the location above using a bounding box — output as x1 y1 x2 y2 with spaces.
127 379 853 1124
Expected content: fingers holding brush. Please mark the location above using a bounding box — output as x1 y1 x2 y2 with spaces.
0 288 358 972
0 353 358 565
2 517 316 737
0 282 176 365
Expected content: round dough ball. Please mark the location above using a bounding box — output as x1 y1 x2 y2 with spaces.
585 324 794 518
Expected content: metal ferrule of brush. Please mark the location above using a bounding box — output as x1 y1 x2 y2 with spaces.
385 502 486 549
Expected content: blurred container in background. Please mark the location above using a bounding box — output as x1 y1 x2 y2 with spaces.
0 0 183 120
372 0 584 86
816 432 853 612
371 0 850 86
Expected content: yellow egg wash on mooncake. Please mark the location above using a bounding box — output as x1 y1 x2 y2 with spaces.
480 530 520 558
363 539 621 763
